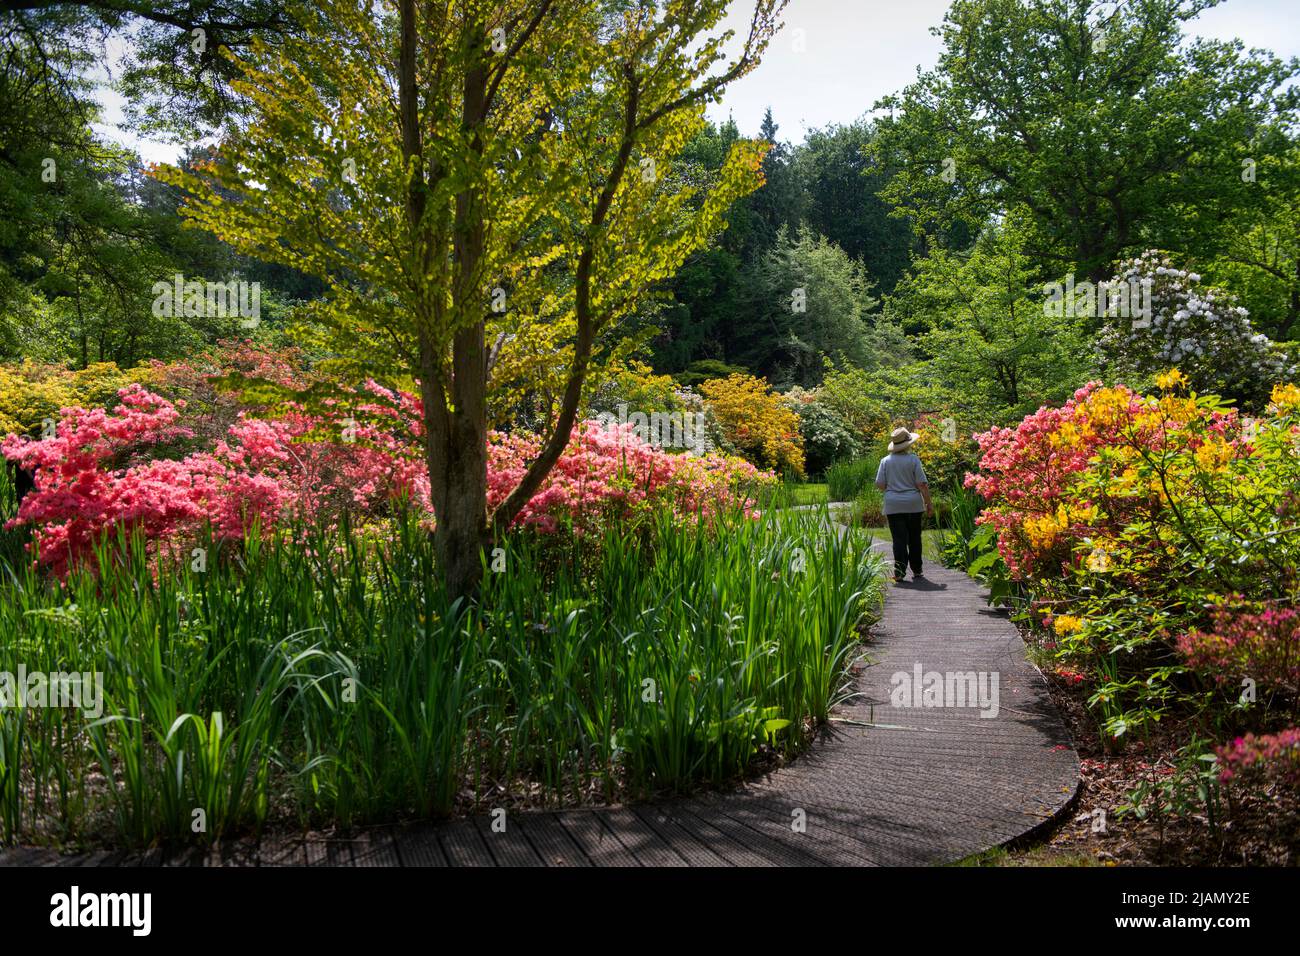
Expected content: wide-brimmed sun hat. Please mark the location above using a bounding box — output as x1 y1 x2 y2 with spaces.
887 426 919 453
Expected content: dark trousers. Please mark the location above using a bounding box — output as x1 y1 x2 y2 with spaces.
886 511 924 577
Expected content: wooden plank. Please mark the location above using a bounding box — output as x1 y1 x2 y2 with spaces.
596 807 688 867
137 846 166 867
303 838 354 867
473 814 544 867
350 829 401 867
686 800 834 867
256 837 307 867
0 847 56 866
163 845 208 867
557 811 639 867
393 825 449 866
630 805 730 867
515 813 589 867
437 818 494 867
662 805 773 867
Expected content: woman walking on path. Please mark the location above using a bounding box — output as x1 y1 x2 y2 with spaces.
875 427 933 582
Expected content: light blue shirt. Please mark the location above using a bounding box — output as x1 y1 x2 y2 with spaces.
875 452 928 515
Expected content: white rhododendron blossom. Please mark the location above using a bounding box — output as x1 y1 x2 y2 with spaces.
1096 251 1293 406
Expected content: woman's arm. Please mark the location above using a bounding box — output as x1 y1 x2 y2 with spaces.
917 481 933 515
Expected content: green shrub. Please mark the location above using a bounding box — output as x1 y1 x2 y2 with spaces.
938 481 981 567
853 482 885 527
785 389 864 478
673 359 749 389
0 465 25 572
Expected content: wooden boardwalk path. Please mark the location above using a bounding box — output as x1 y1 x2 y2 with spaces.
0 533 1080 868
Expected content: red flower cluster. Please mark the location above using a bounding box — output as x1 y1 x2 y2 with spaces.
1053 666 1089 686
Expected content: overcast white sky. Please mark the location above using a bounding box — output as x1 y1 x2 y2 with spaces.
705 0 1300 137
95 0 1300 163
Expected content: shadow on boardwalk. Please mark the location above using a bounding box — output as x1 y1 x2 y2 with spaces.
0 532 1080 868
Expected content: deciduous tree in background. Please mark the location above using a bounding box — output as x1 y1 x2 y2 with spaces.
871 0 1299 283
157 0 782 598
889 214 1088 419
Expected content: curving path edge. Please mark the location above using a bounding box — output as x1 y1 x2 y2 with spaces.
0 526 1081 868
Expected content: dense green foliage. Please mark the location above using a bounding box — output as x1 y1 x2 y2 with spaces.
7 0 1296 418
872 0 1300 292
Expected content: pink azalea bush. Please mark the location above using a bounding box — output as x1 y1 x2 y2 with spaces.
3 348 773 574
1178 603 1300 692
964 375 1300 804
965 378 1249 581
1 387 303 574
963 382 1141 579
489 422 769 534
1 385 215 574
1216 730 1300 786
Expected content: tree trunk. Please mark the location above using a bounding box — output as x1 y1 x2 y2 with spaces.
416 323 489 603
401 0 493 602
1289 254 1300 338
432 317 490 601
430 421 488 602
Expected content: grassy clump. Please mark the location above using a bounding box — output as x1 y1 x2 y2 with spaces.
826 455 882 503
0 506 884 849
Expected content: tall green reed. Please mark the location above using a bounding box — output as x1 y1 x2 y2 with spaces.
0 504 884 848
827 455 881 502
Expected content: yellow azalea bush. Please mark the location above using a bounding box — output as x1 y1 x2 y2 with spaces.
1273 381 1300 411
968 370 1300 746
699 373 805 477
1052 614 1084 635
0 361 147 438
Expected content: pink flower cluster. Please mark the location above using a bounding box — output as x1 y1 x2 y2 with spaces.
1 385 215 574
1215 729 1300 785
1178 603 1300 690
489 422 769 534
965 381 1249 580
2 379 431 574
965 383 1111 501
963 383 1133 577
